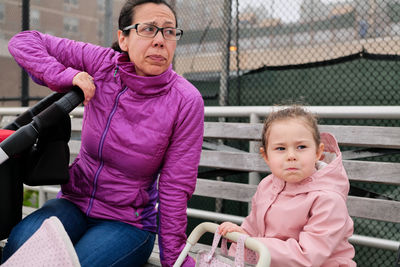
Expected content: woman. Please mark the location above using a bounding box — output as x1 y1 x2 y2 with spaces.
2 0 203 266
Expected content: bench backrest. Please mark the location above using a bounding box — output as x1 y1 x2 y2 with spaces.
198 121 400 224
2 115 399 224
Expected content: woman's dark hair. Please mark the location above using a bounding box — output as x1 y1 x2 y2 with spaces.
111 0 178 52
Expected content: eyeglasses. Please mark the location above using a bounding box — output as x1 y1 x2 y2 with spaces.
122 23 183 41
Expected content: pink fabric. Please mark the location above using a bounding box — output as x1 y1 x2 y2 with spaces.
196 230 248 267
2 217 80 267
231 133 356 267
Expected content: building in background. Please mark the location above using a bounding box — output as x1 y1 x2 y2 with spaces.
0 0 124 106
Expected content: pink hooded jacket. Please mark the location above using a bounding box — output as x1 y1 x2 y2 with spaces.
8 31 204 267
235 132 356 267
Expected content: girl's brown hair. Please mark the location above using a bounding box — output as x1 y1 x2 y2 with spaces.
261 105 320 151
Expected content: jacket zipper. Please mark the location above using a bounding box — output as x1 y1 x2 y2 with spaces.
85 85 128 216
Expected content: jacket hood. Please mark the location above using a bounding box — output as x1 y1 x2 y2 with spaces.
117 53 177 98
271 132 350 200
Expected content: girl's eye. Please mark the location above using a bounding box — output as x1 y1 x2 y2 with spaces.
297 145 306 150
276 147 285 151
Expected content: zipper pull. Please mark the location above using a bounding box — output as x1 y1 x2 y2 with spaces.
113 65 119 82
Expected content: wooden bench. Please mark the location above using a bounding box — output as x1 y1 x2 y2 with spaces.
2 113 400 266
70 117 400 265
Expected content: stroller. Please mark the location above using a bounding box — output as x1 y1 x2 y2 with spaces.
0 87 84 241
174 222 271 267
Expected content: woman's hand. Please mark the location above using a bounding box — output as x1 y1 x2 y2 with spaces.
218 222 248 236
72 72 96 105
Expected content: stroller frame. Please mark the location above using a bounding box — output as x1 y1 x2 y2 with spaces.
174 222 271 267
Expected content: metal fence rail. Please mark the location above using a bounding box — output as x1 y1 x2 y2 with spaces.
1 105 400 119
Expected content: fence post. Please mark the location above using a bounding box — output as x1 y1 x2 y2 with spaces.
248 113 261 213
104 0 113 47
215 0 232 215
21 0 30 106
219 0 232 107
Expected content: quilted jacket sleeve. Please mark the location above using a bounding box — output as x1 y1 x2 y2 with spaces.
157 93 204 267
8 30 111 92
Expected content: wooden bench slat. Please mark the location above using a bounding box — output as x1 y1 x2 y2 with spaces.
342 149 396 160
194 178 257 202
321 125 400 149
204 122 400 149
343 161 400 185
204 122 263 140
347 196 400 223
200 150 267 172
200 150 400 185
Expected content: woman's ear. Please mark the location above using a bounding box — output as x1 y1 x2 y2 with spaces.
117 30 128 52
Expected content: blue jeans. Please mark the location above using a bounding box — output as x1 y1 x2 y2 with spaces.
1 198 155 267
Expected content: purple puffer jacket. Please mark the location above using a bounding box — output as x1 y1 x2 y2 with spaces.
8 31 204 267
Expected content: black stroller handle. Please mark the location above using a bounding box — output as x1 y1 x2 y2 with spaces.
3 92 64 131
0 87 84 164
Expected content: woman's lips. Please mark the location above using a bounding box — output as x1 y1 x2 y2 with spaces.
148 55 165 62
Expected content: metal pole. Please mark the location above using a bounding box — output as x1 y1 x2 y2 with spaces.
215 0 232 215
170 0 176 68
21 0 30 107
235 0 241 106
104 0 113 47
219 0 232 107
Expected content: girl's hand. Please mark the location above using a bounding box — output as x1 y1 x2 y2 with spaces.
72 72 96 105
218 222 248 236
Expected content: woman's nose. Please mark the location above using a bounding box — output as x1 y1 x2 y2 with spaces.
152 31 165 47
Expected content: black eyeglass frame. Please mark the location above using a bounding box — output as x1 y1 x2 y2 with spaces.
122 23 183 41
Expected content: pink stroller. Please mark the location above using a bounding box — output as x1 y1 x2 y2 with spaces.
174 222 271 267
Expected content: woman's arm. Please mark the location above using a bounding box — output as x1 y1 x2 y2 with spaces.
8 30 111 93
157 93 204 267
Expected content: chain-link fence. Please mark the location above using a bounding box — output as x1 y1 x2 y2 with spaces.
0 0 399 266
0 0 126 106
177 0 400 109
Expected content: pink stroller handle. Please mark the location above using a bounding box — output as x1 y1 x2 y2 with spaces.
173 222 271 267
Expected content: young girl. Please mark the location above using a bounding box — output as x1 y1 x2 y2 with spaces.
219 106 356 266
